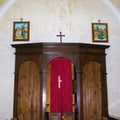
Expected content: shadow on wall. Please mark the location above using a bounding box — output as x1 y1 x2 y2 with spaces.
109 100 120 117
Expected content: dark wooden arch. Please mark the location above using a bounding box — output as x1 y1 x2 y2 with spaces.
12 42 109 120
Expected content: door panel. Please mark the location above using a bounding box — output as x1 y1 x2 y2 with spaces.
17 61 40 120
82 61 102 120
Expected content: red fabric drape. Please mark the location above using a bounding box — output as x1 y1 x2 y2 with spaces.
50 57 72 114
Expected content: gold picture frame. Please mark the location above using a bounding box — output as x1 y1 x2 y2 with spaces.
92 23 108 42
13 21 30 41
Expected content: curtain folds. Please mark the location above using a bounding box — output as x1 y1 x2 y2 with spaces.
50 57 73 114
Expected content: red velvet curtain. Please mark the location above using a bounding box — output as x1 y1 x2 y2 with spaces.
50 57 73 114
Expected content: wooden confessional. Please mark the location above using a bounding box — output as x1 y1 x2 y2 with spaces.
11 43 109 120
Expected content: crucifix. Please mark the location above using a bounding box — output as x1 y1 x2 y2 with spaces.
58 75 62 88
20 18 23 22
56 31 65 43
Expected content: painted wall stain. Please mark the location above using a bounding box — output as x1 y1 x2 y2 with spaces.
0 0 8 7
45 0 80 30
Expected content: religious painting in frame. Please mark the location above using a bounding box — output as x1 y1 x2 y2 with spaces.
92 23 108 42
13 21 30 41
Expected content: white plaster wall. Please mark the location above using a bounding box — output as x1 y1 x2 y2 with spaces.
0 0 120 119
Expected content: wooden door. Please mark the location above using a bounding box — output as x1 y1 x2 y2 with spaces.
82 61 102 120
17 61 41 120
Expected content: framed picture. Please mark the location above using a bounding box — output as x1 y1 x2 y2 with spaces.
92 23 108 42
13 21 30 41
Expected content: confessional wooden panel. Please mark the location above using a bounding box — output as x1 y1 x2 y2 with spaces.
17 61 41 120
82 61 102 120
49 113 61 120
63 112 75 120
12 43 109 120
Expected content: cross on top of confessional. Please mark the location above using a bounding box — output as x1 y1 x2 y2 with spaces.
56 31 65 43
